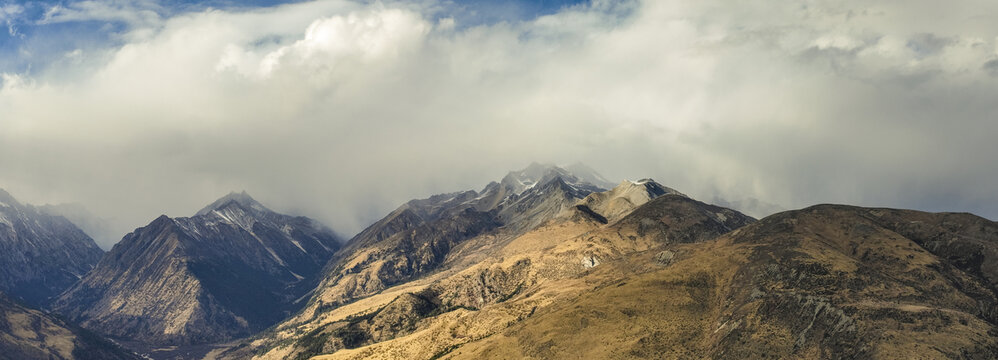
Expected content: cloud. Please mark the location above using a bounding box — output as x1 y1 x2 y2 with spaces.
1 0 997 248
985 58 998 76
217 7 432 81
39 0 164 29
1 3 23 36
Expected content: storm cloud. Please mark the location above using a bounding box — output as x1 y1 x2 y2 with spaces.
1 0 996 248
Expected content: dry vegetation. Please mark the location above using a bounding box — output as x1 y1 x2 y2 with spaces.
214 193 998 360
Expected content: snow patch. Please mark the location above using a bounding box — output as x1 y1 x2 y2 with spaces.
289 238 307 253
293 288 315 304
262 244 287 266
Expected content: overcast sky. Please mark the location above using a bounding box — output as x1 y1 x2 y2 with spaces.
2 0 997 249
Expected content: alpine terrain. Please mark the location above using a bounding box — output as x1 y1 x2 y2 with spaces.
211 163 756 359
52 192 343 346
0 189 104 307
205 164 998 360
3 163 997 360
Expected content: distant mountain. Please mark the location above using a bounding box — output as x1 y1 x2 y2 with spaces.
52 191 342 345
563 162 616 189
0 291 138 360
37 202 116 250
0 189 104 307
710 195 786 220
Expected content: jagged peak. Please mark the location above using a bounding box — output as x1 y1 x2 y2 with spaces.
195 191 271 217
145 214 178 230
500 162 611 196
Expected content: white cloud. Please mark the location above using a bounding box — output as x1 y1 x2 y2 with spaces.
218 8 431 81
1 3 23 36
39 0 163 29
1 0 997 248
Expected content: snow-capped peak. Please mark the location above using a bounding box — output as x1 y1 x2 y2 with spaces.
500 162 611 196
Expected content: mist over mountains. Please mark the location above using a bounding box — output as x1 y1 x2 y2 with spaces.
3 162 997 359
1 0 996 359
2 0 996 250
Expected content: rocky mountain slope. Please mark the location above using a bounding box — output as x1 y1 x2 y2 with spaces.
212 179 998 360
0 291 137 360
577 178 684 223
52 192 342 345
287 164 611 328
0 189 104 307
13 162 990 359
212 171 754 359
430 205 998 359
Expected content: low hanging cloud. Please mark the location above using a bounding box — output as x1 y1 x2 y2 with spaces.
1 0 997 248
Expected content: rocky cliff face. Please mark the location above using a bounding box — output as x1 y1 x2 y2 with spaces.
0 189 104 307
52 192 342 345
0 291 138 360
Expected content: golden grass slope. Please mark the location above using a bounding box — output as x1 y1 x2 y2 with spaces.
0 292 137 360
241 195 750 360
441 205 998 359
229 198 998 360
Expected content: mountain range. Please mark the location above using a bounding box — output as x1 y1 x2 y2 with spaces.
1 163 997 359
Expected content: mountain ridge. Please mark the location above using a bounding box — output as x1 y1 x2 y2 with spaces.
52 192 342 346
219 177 755 359
210 164 759 359
0 188 104 307
9 163 996 360
298 202 998 360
